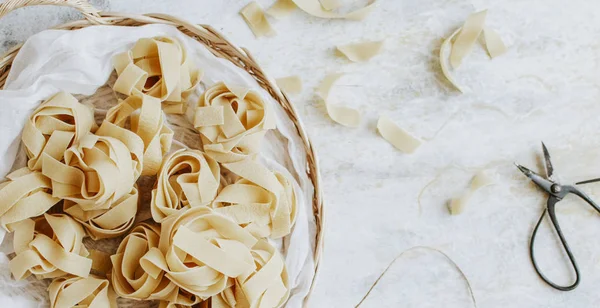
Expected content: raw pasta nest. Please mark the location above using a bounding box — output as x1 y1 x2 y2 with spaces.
151 149 222 223
21 92 96 171
212 171 297 239
48 275 117 308
113 36 201 114
9 214 91 280
193 82 276 163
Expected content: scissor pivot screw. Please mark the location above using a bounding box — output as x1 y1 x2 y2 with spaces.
551 185 561 193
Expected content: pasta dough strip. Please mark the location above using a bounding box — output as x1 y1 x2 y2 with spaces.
448 170 494 215
266 0 297 19
317 73 361 127
336 40 384 62
450 10 487 68
290 0 376 20
275 76 303 94
377 116 421 154
483 27 507 58
240 2 276 38
48 275 117 308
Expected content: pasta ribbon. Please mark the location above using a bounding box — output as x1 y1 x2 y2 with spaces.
42 134 137 212
21 91 95 171
449 170 494 215
64 186 138 240
0 167 60 228
335 40 384 62
317 73 361 127
240 2 276 38
212 169 297 239
194 82 276 163
97 94 173 176
113 36 202 114
151 149 221 223
48 275 117 308
9 214 92 280
208 240 290 308
157 206 258 299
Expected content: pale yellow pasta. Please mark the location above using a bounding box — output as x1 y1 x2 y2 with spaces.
21 91 95 171
209 240 290 308
317 73 361 127
48 275 117 308
194 82 276 163
151 149 221 223
113 36 202 114
97 94 173 176
157 206 258 298
0 167 60 229
376 116 421 154
336 40 384 62
63 186 138 240
266 0 297 19
275 76 303 94
240 2 276 38
483 27 508 58
449 170 494 215
291 0 376 20
212 169 297 239
9 214 92 280
450 10 487 69
320 0 342 10
440 28 465 92
42 134 137 212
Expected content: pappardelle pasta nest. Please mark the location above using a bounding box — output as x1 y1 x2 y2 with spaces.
0 36 298 308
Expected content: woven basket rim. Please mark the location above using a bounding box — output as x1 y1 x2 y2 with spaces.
0 1 325 306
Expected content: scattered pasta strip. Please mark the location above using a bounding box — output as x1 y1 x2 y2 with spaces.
276 76 303 94
320 0 342 10
317 73 361 127
213 239 290 307
440 28 465 92
21 91 95 171
440 10 508 92
267 0 297 19
0 167 60 228
240 2 276 38
336 40 384 62
9 214 92 280
48 275 117 308
97 94 173 176
151 149 221 223
194 82 276 163
63 186 138 240
212 168 297 238
157 207 259 298
377 116 421 153
113 36 202 114
448 170 494 215
483 27 507 58
291 0 376 20
42 134 137 211
450 10 487 68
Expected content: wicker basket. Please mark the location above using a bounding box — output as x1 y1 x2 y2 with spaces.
0 0 324 306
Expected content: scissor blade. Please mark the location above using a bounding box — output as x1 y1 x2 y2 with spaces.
542 142 554 180
515 163 533 176
576 178 600 185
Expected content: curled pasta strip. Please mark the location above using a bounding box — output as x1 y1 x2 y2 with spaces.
151 149 221 223
157 206 258 299
113 36 202 114
0 167 60 228
64 186 138 240
42 134 137 212
9 214 92 280
21 91 95 171
212 170 297 239
193 82 276 163
97 94 173 176
211 240 290 308
48 275 117 308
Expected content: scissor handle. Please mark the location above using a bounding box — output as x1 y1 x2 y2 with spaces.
530 196 580 291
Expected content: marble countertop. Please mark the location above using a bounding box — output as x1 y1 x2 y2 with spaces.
3 0 600 307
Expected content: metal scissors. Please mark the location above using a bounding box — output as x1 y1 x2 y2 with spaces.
515 142 600 291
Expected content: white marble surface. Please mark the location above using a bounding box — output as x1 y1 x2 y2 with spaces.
3 0 600 307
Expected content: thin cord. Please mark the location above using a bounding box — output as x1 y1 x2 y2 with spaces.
354 246 477 308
